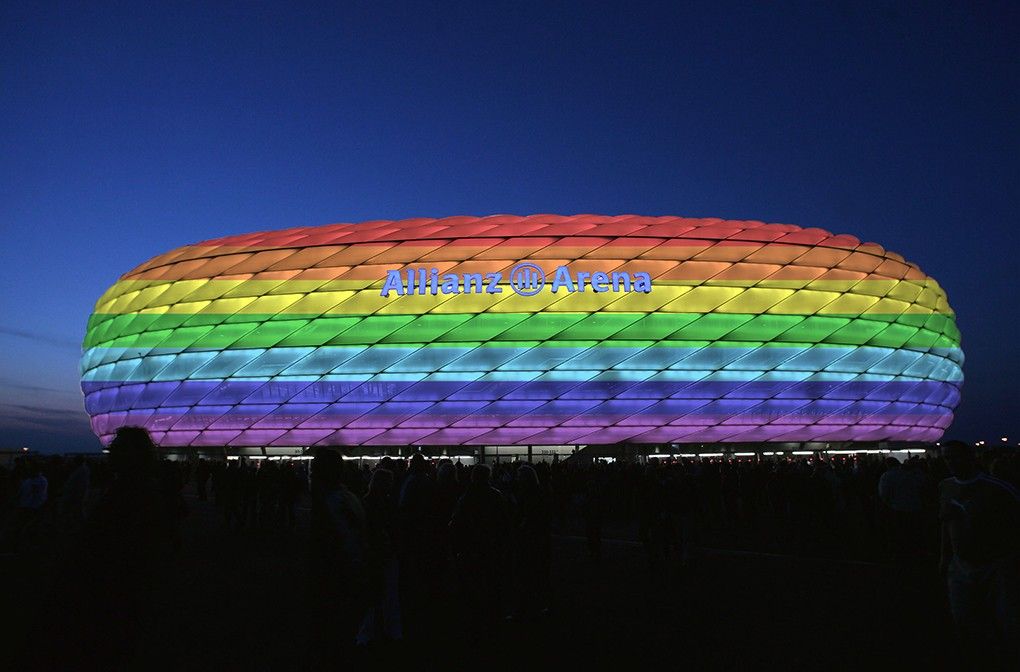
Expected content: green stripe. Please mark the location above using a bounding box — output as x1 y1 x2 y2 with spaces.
84 311 961 350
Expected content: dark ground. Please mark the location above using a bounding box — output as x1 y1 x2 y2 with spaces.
4 486 961 671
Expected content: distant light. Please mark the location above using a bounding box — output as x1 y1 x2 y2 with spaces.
825 449 888 455
1001 437 1008 442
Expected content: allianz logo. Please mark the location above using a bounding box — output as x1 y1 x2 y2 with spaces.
381 263 653 297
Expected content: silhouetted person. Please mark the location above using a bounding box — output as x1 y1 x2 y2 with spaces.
60 455 90 529
18 459 48 509
435 460 462 523
195 458 210 501
158 458 187 550
280 462 301 529
2 458 47 551
240 460 257 527
510 464 551 618
638 462 668 570
28 426 177 670
221 460 244 529
878 457 928 560
670 463 700 566
357 468 402 645
990 452 1020 490
431 459 461 623
737 462 762 533
582 462 607 562
398 453 437 638
939 441 1020 665
449 464 509 638
309 449 368 660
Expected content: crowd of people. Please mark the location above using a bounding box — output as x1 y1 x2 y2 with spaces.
0 453 107 552
198 458 305 530
299 443 1019 664
1 431 1017 666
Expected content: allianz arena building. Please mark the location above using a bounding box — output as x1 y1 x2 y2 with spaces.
80 215 963 461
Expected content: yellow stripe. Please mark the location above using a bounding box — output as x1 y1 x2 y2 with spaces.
94 277 949 314
97 283 952 318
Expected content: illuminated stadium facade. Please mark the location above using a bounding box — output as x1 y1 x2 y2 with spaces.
80 215 963 457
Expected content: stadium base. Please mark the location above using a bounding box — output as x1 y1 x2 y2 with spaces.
157 441 937 464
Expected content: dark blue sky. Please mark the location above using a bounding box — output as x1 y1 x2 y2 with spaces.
1 1 1017 451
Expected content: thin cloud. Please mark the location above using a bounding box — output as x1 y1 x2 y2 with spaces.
0 378 81 396
0 403 92 438
0 416 88 436
0 326 81 350
0 403 86 418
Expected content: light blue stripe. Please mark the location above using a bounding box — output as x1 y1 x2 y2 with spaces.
80 344 965 383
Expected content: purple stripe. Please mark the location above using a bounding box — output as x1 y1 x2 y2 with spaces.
90 422 947 447
82 379 961 415
88 402 952 441
83 379 957 446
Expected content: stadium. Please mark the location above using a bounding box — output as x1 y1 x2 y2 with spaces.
79 215 963 461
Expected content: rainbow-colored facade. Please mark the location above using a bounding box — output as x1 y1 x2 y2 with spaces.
81 215 963 447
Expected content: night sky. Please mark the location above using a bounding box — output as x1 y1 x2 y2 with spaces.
2 1 1017 452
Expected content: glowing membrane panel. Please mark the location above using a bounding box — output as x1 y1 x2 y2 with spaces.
81 215 963 446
